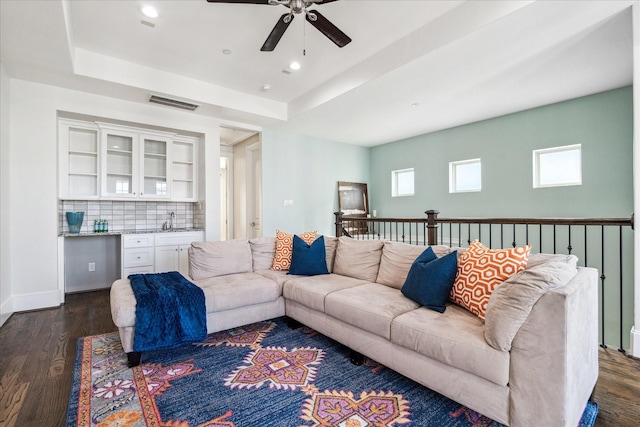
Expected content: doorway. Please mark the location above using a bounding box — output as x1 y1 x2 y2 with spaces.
219 126 261 240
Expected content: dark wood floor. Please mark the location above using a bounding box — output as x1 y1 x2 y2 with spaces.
0 290 638 426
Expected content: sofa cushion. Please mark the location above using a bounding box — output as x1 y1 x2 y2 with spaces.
484 258 578 351
325 283 420 340
526 253 578 270
376 241 427 289
391 305 510 386
255 269 295 286
283 274 368 312
249 237 276 271
401 248 458 313
450 240 531 319
289 235 330 276
195 272 282 312
333 237 384 282
189 239 253 281
271 229 317 271
324 236 338 273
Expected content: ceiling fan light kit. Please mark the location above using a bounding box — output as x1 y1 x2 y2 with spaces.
206 0 351 51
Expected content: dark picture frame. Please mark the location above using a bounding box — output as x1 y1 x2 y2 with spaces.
337 181 369 216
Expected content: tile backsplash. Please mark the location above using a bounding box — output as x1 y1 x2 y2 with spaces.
59 200 204 234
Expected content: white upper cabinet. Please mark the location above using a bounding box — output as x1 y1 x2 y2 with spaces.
60 119 198 201
59 119 100 199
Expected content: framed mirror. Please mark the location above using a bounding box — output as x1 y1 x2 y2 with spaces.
337 181 369 216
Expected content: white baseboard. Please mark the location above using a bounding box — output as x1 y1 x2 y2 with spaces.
0 297 12 327
631 326 640 358
11 290 62 312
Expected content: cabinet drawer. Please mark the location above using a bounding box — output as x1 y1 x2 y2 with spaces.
123 247 154 267
123 266 155 278
154 231 204 247
123 234 155 248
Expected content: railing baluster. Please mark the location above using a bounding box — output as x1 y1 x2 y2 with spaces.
600 225 607 349
567 225 572 254
619 225 625 354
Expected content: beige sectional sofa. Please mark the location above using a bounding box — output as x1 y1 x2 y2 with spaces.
110 235 599 427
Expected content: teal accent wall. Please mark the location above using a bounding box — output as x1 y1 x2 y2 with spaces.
369 87 633 219
261 129 370 236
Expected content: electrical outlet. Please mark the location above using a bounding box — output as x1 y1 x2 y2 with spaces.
88 262 96 272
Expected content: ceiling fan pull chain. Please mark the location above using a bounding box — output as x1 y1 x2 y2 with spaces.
303 17 307 56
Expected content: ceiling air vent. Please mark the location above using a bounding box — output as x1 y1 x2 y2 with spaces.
148 95 199 111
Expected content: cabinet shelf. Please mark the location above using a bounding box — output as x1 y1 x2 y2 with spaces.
69 150 98 156
107 149 133 155
173 160 193 165
144 175 167 179
173 178 193 182
107 172 133 177
145 152 167 159
69 172 98 177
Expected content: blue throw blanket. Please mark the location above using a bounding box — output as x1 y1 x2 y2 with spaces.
129 271 207 352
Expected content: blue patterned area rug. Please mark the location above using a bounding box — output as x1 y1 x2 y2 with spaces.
67 317 598 426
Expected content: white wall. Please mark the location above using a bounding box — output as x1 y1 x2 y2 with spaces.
7 78 221 312
0 63 11 326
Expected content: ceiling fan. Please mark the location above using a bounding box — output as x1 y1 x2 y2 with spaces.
206 0 352 51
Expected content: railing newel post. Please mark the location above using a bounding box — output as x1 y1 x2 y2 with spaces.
425 210 440 246
334 211 344 237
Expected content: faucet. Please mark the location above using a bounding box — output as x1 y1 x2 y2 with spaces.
162 212 175 230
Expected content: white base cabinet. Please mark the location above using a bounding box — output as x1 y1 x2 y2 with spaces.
155 245 191 276
121 231 204 279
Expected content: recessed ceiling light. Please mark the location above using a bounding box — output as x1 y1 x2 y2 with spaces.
141 5 158 18
411 103 420 107
222 49 232 55
261 84 272 92
289 61 301 71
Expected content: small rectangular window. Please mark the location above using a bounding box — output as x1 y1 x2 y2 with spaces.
392 168 414 197
449 159 481 193
533 144 581 188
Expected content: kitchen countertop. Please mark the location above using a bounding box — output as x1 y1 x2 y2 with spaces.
60 228 204 237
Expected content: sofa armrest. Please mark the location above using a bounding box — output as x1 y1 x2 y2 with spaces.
509 267 599 427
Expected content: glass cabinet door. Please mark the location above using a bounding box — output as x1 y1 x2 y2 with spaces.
140 135 171 199
101 129 137 198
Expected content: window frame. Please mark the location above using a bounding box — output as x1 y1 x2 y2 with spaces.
391 168 415 197
532 144 582 188
449 158 482 193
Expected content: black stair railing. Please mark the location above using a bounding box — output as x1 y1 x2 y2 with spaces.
334 210 635 353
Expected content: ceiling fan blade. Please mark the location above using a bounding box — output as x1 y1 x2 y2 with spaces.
261 14 294 51
305 10 351 48
310 0 340 3
206 0 271 4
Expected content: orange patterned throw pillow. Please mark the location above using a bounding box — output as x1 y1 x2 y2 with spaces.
271 229 317 271
450 240 531 320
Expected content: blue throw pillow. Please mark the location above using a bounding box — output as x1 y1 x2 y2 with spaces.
288 235 329 276
401 247 458 313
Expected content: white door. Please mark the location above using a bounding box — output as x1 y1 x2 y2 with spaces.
246 142 262 238
178 245 190 276
155 246 179 273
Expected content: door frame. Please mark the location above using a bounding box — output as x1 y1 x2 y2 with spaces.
246 140 262 238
